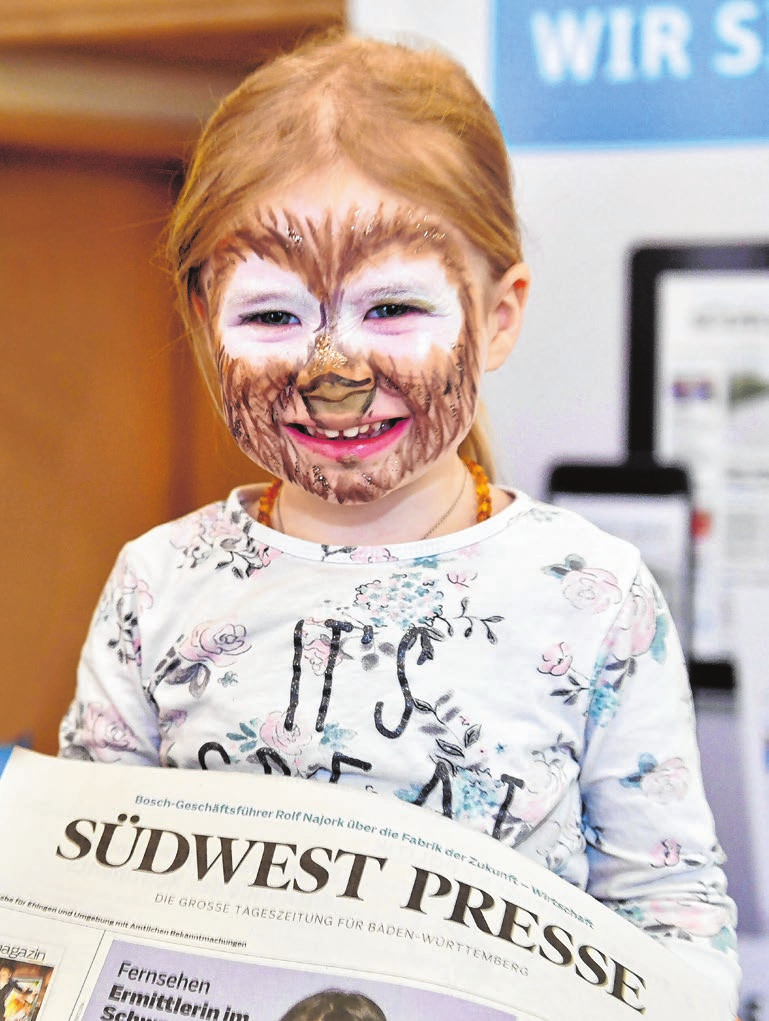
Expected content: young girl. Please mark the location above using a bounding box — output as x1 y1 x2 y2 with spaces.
59 34 739 1015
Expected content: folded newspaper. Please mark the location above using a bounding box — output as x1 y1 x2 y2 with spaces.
0 748 724 1021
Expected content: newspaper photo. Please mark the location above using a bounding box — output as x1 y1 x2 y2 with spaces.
0 748 727 1021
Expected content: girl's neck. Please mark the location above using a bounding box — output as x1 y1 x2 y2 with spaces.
255 455 506 546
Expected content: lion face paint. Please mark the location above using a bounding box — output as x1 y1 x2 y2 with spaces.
206 177 494 505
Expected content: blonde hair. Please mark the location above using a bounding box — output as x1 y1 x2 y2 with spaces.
167 34 523 480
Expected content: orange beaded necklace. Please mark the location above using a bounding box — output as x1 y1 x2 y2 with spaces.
256 456 491 537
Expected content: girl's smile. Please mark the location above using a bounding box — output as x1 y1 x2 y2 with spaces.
286 416 412 464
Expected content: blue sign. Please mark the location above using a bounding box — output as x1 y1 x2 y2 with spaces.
493 0 769 147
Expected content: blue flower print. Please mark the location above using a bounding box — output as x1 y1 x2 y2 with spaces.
452 770 508 823
712 927 737 954
354 573 444 630
615 903 647 926
620 753 689 803
395 770 505 829
649 610 669 663
588 682 620 724
227 720 260 754
319 721 358 750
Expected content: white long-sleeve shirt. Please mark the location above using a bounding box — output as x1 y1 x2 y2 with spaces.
60 485 740 1013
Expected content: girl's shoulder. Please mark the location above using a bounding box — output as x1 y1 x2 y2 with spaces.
498 492 645 593
115 491 252 572
502 490 640 552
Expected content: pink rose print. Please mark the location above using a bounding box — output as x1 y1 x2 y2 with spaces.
539 642 573 676
640 757 689 803
169 517 206 550
513 757 567 823
179 620 251 666
457 544 481 559
621 753 689 802
209 517 248 543
651 837 681 867
610 579 657 660
260 711 310 758
119 567 153 614
170 505 223 545
297 618 347 676
256 544 281 567
104 560 152 668
649 900 732 937
349 547 396 563
448 571 477 588
170 506 280 576
562 567 622 614
534 817 583 873
159 709 187 734
82 703 138 762
304 638 332 676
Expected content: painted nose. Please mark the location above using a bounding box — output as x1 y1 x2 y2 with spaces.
298 370 376 426
296 333 376 427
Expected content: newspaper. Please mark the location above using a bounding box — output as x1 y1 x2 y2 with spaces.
0 748 725 1021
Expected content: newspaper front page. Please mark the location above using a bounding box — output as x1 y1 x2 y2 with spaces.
0 749 724 1021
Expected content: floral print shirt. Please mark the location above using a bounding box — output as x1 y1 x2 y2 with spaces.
60 486 739 1011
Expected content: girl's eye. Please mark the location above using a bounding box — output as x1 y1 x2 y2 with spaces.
240 310 299 326
366 303 421 320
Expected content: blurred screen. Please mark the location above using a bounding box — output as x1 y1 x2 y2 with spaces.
656 269 769 661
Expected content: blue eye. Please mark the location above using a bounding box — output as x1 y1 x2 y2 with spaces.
240 310 299 326
366 303 420 320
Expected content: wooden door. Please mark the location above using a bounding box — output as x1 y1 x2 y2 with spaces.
0 147 258 753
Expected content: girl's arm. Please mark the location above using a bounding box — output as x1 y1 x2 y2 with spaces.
59 547 161 765
579 561 740 1018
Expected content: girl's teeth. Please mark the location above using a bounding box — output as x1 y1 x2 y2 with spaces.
301 421 392 440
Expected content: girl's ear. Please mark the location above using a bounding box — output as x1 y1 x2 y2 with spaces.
484 262 531 372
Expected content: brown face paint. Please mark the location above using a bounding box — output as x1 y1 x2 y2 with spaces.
210 204 486 505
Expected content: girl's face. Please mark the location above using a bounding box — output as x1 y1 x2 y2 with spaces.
203 167 522 504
